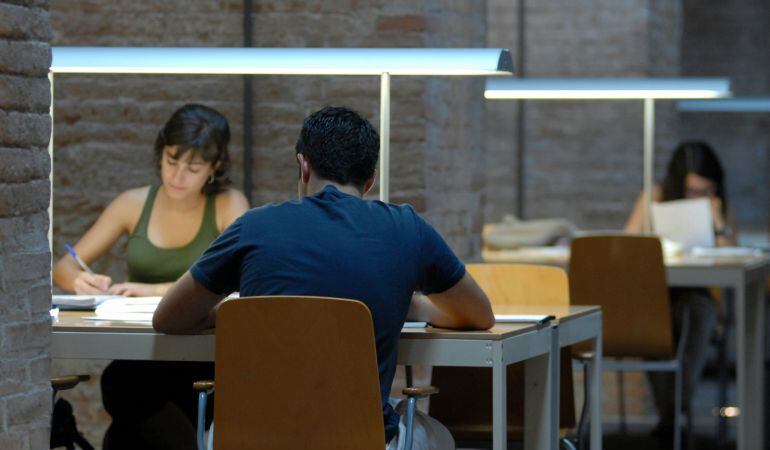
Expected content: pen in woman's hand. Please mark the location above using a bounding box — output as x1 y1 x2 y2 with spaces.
65 243 95 275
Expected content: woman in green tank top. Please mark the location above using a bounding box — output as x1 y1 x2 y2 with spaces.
53 104 249 296
51 104 249 450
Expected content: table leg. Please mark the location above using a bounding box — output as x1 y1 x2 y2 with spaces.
525 345 554 450
589 328 603 450
735 278 749 450
551 326 560 450
744 279 766 450
492 342 507 450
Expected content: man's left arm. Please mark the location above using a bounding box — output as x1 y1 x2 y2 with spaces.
153 271 226 334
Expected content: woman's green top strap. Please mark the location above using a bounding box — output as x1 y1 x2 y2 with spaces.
126 185 220 284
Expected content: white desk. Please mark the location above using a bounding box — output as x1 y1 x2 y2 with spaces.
484 249 770 450
53 312 556 450
493 305 603 450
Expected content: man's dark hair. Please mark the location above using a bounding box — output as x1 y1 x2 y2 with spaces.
295 106 379 188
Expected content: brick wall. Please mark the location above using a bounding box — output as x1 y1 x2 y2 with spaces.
485 0 682 229
680 0 770 230
0 1 53 448
50 1 488 445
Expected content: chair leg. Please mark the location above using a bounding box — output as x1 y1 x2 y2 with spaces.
197 391 208 450
405 365 414 388
207 423 214 450
404 396 417 450
617 371 627 435
674 367 683 450
687 401 694 450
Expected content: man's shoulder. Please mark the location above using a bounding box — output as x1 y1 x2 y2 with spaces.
241 198 303 221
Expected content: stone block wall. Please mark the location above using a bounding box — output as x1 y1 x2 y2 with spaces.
0 1 53 448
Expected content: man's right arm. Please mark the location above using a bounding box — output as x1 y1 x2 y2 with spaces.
408 272 495 330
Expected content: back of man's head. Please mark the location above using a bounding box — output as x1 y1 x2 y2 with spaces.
295 106 379 188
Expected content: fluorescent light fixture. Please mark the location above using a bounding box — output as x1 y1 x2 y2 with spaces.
678 98 770 112
50 46 514 205
51 47 513 76
485 78 730 99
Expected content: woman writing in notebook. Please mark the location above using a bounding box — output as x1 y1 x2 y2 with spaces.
52 103 249 296
52 104 249 450
624 140 735 439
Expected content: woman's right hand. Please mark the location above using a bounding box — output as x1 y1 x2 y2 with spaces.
73 272 112 295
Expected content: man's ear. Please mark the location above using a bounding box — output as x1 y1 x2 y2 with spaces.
362 170 377 196
297 153 311 184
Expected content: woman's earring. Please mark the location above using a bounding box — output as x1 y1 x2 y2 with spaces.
207 174 215 184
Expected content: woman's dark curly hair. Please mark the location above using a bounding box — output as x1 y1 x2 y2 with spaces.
154 104 232 195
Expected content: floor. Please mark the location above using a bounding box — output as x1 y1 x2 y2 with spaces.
458 371 742 450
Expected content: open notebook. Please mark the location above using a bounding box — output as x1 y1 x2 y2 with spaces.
52 295 125 310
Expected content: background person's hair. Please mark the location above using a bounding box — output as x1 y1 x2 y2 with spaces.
154 104 232 195
661 140 727 213
295 106 379 189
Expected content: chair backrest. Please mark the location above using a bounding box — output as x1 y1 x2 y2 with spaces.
214 296 385 449
467 263 570 306
429 263 575 440
569 235 674 358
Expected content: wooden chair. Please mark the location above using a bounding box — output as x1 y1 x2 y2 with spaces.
569 235 691 450
428 263 576 447
192 296 437 450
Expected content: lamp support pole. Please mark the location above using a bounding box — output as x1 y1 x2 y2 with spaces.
380 72 391 203
643 98 655 233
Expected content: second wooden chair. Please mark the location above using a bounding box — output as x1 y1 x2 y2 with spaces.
428 263 576 448
569 235 691 450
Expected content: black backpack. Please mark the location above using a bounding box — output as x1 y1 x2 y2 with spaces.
50 398 94 450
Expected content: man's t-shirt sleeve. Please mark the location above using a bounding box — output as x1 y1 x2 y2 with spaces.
414 212 466 295
190 216 244 295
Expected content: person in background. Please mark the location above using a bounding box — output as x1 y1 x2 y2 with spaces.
53 104 249 449
625 140 733 439
625 140 737 245
153 106 495 449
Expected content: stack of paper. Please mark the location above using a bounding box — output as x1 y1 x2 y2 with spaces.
90 297 162 322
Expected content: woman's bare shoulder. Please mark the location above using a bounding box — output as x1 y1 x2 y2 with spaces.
215 189 250 229
113 186 151 209
215 189 249 210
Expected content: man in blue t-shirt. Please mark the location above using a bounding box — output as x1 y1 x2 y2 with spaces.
154 106 495 448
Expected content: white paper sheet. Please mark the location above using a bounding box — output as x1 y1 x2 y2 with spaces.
494 314 554 324
652 198 715 248
95 297 162 314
